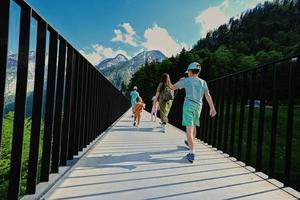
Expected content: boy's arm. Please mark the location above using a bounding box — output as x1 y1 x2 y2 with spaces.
204 91 217 117
170 83 178 91
171 77 185 91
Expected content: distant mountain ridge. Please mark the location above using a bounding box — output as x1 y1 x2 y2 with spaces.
3 50 166 116
6 51 37 97
4 51 47 117
97 50 166 90
98 54 128 70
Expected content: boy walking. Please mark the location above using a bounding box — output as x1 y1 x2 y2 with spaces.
172 62 216 163
130 86 139 117
133 97 146 127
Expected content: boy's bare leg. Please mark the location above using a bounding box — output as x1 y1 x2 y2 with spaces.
134 115 137 125
193 127 197 139
186 126 195 152
137 114 141 125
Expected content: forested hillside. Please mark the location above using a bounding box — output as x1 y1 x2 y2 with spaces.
128 0 300 110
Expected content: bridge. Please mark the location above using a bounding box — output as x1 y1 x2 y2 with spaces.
0 0 300 200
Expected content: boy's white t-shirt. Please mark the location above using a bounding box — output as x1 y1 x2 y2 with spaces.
175 77 209 108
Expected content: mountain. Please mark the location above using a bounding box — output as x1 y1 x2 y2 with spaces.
97 54 128 70
4 51 42 116
6 51 36 97
3 50 166 115
97 50 166 90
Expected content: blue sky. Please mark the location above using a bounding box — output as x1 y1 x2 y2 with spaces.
10 0 267 65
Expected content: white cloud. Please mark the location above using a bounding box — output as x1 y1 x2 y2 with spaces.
123 23 136 35
195 7 228 38
112 22 138 47
81 23 188 64
195 0 267 37
80 44 130 65
142 24 189 57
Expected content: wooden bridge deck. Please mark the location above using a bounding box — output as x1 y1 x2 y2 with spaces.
43 110 299 200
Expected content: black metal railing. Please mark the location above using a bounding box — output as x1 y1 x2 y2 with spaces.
169 53 300 191
0 0 130 199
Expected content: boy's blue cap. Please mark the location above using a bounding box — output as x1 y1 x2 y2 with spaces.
185 62 201 73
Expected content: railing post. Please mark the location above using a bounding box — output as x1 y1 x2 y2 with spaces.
77 56 85 152
208 105 213 144
40 28 58 182
208 82 216 145
92 68 97 140
96 74 100 135
84 65 91 146
269 63 279 177
237 72 247 160
204 102 210 141
51 38 66 173
203 103 209 142
75 56 80 153
0 0 10 157
229 74 238 156
68 52 79 159
60 45 74 166
82 61 89 148
246 69 256 165
8 4 31 199
201 103 208 140
199 105 204 140
26 17 47 194
91 68 95 140
87 66 93 143
217 78 226 149
284 58 296 186
100 75 102 132
212 80 220 147
91 66 95 141
256 66 267 171
223 76 231 152
99 76 104 132
85 65 90 145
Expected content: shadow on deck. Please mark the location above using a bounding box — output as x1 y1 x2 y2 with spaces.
42 111 300 200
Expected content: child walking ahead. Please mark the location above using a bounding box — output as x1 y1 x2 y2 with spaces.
172 62 216 163
130 86 140 117
133 97 145 127
150 96 159 122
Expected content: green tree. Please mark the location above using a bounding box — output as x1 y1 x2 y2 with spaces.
239 55 259 68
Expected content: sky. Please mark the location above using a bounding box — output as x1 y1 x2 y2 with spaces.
10 0 267 65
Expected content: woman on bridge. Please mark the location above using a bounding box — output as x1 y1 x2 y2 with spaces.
155 73 174 132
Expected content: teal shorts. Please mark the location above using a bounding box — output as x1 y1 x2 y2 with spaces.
182 104 202 127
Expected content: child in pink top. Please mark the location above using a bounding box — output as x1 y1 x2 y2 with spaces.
151 96 159 122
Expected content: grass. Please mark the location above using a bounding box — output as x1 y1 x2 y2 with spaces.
206 104 300 191
0 112 44 200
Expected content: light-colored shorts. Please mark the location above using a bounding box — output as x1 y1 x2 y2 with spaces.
182 104 202 127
